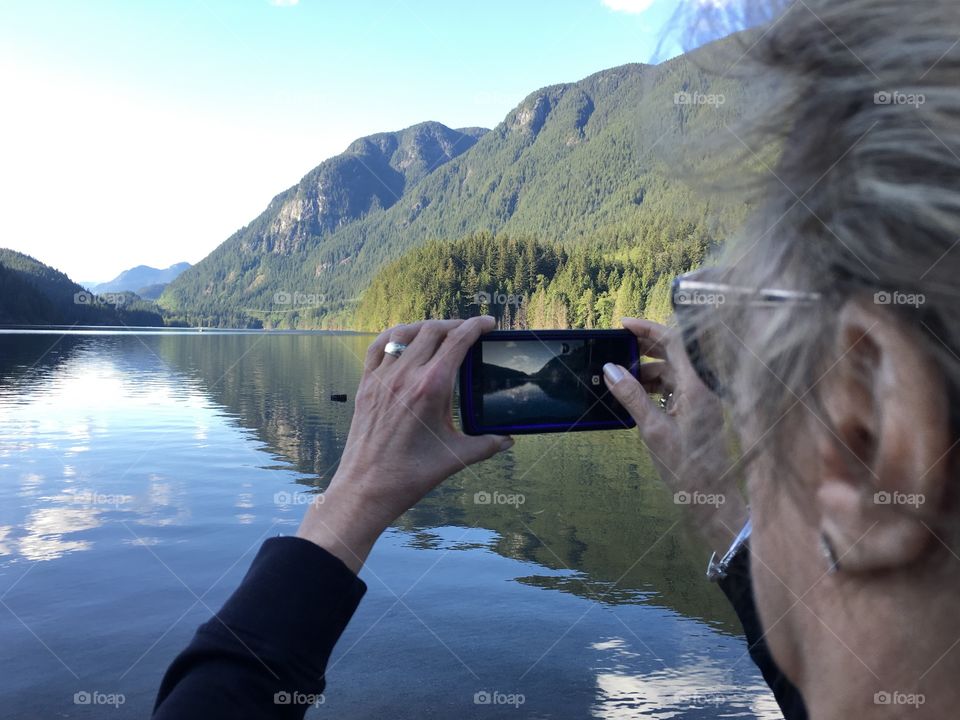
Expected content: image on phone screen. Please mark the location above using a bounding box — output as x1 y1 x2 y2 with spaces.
460 331 637 434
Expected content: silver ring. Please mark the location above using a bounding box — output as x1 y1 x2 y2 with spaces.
384 341 408 358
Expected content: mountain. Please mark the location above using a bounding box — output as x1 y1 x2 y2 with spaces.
134 283 170 300
161 122 487 325
481 363 530 391
228 122 487 256
162 35 766 328
92 262 191 295
0 249 164 326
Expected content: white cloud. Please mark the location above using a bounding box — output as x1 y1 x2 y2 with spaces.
268 0 300 6
601 0 656 14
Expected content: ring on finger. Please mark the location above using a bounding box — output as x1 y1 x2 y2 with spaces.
384 341 408 358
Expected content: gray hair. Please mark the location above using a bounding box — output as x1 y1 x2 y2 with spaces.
684 0 960 478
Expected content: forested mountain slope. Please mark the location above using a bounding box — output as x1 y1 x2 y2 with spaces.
162 34 768 329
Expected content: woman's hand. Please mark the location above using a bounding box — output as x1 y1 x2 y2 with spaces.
603 317 748 556
297 317 513 572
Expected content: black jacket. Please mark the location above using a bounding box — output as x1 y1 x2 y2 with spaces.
717 542 808 720
153 537 365 719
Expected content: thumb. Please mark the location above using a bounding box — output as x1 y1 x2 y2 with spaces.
455 434 515 466
603 363 664 434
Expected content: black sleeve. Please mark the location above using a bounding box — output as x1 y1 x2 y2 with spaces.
153 535 367 720
717 544 808 720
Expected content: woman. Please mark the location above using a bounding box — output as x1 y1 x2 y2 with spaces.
154 0 960 717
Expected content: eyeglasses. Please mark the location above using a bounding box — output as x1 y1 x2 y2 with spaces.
670 268 821 396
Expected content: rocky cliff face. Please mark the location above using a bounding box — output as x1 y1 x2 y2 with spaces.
239 122 488 256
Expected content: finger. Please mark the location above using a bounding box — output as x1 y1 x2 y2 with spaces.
621 317 669 360
663 328 706 387
364 328 396 373
603 362 673 437
453 434 514 467
378 322 424 370
399 319 464 366
638 361 675 395
429 315 497 378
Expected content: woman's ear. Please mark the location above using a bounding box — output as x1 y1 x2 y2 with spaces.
814 298 953 574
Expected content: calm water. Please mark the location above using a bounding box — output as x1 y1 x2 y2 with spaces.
484 382 584 424
0 332 780 719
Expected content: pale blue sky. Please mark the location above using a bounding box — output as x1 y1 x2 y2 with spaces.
0 0 688 282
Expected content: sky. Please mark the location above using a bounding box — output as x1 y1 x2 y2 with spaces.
0 0 689 283
483 340 582 375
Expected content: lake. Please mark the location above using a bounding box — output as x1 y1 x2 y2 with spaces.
0 331 781 719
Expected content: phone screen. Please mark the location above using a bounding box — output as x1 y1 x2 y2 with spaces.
459 330 638 435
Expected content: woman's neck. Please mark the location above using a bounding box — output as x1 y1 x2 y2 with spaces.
800 571 960 719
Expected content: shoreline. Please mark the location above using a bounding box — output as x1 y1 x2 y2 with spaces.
0 325 375 336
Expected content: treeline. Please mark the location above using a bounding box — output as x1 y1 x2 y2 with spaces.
353 224 714 332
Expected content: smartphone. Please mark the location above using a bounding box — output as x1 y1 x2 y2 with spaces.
458 329 639 435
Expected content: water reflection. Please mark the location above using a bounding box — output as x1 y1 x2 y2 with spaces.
590 641 781 718
0 337 202 562
0 332 775 719
0 524 12 555
485 381 584 423
19 506 98 561
0 334 739 625
153 332 360 481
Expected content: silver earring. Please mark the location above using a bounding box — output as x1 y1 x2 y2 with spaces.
820 533 840 574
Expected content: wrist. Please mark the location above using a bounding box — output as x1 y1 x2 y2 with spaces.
295 483 387 574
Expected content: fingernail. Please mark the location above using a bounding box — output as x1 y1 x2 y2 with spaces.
500 436 514 451
603 363 625 384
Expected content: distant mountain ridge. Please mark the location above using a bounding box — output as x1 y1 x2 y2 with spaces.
161 34 766 328
92 262 191 296
0 249 163 326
